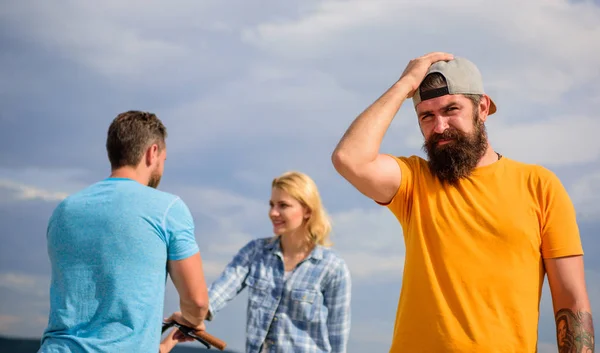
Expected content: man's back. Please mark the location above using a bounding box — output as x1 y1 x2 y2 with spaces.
39 177 199 353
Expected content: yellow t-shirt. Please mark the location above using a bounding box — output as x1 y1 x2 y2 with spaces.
381 155 583 353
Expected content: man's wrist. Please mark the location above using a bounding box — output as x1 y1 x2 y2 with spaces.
392 79 415 100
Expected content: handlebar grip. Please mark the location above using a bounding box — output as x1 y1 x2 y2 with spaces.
194 330 227 351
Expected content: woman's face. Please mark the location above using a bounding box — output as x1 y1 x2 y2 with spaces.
269 187 309 236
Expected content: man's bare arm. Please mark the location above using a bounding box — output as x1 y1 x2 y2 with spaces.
331 81 408 204
545 255 595 352
168 252 209 329
331 52 454 204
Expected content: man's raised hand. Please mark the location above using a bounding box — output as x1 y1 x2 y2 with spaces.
398 52 454 98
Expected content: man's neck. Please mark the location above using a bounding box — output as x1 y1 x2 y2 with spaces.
476 145 501 168
110 167 147 186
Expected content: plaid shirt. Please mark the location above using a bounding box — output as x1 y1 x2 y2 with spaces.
206 237 351 353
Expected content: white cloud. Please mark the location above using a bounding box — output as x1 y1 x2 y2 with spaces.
242 0 600 103
487 115 600 166
237 0 600 171
0 272 50 297
0 1 270 83
0 1 193 77
331 207 405 281
569 170 600 220
165 64 361 153
349 319 395 347
173 186 267 232
0 1 305 82
0 315 22 332
0 179 69 202
0 272 50 337
168 186 268 280
537 342 558 353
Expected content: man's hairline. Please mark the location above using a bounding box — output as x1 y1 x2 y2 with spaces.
108 138 166 169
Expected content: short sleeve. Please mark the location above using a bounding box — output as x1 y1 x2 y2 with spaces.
376 155 417 225
539 169 584 259
164 198 199 261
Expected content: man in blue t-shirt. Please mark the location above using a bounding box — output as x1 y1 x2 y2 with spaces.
39 111 209 353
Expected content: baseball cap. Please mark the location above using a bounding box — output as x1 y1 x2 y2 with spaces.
412 57 497 115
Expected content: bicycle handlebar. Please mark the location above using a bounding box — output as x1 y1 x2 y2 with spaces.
162 321 227 351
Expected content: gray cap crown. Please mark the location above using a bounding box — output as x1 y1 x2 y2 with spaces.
412 57 497 115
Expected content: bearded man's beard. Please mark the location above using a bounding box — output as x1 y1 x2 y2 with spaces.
147 168 162 189
422 112 489 185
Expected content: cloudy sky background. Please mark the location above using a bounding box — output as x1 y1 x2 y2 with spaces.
1 0 599 352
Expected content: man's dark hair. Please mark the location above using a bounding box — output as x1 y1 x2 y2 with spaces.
106 110 167 169
419 73 482 108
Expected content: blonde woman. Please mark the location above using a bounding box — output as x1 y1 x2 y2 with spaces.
206 171 351 353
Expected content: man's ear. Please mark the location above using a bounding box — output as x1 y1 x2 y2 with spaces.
145 144 159 167
479 95 492 122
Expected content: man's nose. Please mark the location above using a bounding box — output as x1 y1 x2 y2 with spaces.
433 116 449 134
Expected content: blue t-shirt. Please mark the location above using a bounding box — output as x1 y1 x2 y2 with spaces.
38 177 199 353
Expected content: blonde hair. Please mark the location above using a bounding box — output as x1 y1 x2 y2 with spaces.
271 171 332 247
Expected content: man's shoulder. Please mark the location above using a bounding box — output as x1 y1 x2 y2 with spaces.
56 179 186 217
388 154 427 165
126 182 181 203
502 157 560 181
387 154 429 173
110 180 186 211
50 182 98 214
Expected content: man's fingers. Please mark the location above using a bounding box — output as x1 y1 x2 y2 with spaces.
422 51 454 63
423 51 453 58
164 311 180 323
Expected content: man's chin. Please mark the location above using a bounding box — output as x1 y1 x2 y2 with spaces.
147 178 161 189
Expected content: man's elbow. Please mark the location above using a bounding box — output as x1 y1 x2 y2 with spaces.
331 150 356 177
331 149 344 170
189 293 210 312
181 294 209 318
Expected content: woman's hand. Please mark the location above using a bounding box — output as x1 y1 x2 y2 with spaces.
159 326 195 353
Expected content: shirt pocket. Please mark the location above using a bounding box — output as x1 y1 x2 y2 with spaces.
245 275 270 308
289 288 320 323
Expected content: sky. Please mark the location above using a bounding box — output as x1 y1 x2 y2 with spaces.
0 0 599 352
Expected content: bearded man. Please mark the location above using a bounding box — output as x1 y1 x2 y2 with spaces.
331 52 595 352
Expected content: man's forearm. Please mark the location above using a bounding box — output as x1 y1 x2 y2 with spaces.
332 80 412 166
555 308 595 352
